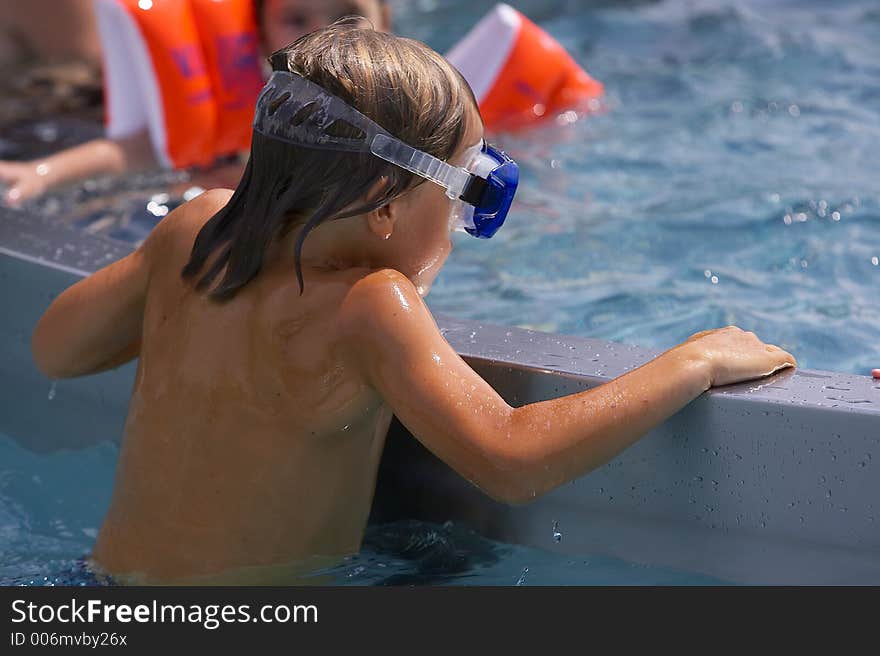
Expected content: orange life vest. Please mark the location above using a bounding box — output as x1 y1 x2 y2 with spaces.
95 0 263 168
447 3 604 131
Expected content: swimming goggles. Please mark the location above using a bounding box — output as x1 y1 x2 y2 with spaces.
252 71 518 238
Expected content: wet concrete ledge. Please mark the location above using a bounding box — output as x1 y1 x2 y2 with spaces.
2 207 879 583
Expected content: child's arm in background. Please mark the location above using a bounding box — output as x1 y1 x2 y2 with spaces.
0 129 155 205
31 239 149 378
342 270 796 504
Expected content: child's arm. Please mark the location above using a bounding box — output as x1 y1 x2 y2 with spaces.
341 270 796 504
0 130 155 205
31 244 150 379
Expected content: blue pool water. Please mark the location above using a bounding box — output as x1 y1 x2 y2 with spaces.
412 0 880 374
2 0 879 585
1 433 726 586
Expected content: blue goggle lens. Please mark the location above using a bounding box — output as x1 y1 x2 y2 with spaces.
465 144 519 239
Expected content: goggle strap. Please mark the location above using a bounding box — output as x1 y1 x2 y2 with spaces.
370 133 472 199
253 72 500 212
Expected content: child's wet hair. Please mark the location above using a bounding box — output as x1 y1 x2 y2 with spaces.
182 19 478 299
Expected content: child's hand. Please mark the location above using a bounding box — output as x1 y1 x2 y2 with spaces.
0 160 50 205
676 326 796 388
872 369 880 379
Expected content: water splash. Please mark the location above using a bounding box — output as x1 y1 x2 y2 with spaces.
552 520 562 543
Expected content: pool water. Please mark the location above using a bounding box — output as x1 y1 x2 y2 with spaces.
2 0 879 585
410 0 880 374
0 433 727 586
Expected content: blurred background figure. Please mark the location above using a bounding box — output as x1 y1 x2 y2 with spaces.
256 0 391 53
0 0 102 66
0 0 104 126
0 0 392 204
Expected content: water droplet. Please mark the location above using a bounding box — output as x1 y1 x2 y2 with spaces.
47 382 57 401
515 567 529 586
552 520 562 543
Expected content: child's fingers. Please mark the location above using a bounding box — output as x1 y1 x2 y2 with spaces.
761 350 796 376
764 361 794 377
767 344 796 365
0 163 28 205
872 369 880 379
4 185 23 206
685 328 717 342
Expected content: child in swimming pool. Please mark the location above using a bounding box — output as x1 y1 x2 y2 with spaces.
0 0 390 205
32 23 796 585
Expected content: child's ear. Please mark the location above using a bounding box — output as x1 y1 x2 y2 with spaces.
366 203 396 241
364 177 397 241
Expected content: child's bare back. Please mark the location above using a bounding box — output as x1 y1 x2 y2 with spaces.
89 190 398 583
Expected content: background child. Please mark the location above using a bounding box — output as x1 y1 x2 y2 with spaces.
0 0 101 68
0 0 391 205
31 23 795 584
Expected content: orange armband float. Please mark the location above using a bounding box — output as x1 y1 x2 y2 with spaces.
448 3 604 132
95 0 263 169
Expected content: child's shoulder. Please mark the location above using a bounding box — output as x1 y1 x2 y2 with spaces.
186 187 235 212
338 268 435 344
343 268 421 318
158 188 232 238
142 188 233 257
